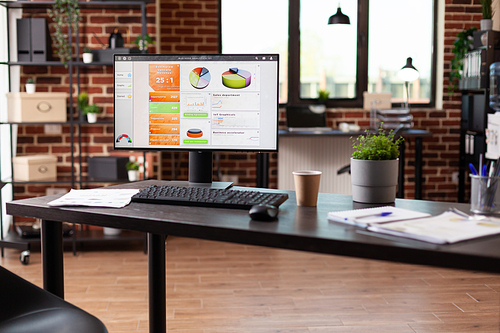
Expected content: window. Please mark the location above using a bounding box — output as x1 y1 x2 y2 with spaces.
221 0 436 107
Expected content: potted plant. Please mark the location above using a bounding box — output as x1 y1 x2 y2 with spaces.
310 89 329 113
481 0 494 31
350 125 404 203
448 27 477 94
25 78 35 94
82 47 93 63
126 160 140 181
83 104 100 123
48 0 80 67
78 91 100 123
134 34 155 51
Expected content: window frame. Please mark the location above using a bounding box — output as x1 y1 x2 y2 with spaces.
219 0 438 109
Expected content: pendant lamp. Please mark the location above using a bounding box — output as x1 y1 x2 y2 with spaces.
328 4 350 25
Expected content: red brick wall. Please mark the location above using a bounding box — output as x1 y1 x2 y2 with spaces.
15 0 481 202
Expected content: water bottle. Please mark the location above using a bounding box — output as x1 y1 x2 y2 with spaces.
490 62 500 111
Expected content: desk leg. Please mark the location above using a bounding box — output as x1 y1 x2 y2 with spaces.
397 141 406 198
41 219 64 298
148 233 166 333
415 137 423 200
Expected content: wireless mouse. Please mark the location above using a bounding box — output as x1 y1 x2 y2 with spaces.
249 204 279 221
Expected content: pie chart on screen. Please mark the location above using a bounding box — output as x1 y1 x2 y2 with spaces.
222 68 251 89
189 67 211 89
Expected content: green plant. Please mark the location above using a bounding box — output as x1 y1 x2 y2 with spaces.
83 47 91 53
134 34 155 51
448 27 477 94
351 125 404 160
77 91 89 111
48 0 80 67
26 78 34 84
83 104 99 114
126 160 139 171
481 0 494 19
318 89 330 102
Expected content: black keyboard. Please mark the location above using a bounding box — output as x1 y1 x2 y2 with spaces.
131 185 288 210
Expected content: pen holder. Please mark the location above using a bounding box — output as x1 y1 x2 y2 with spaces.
470 174 500 215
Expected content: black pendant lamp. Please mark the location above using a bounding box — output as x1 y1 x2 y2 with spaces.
328 4 350 25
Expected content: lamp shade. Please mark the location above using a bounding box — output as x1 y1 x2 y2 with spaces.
328 6 350 25
398 57 419 82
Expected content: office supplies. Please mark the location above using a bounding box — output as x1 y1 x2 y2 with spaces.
249 204 279 221
131 185 288 210
367 210 500 244
327 206 430 227
469 162 478 175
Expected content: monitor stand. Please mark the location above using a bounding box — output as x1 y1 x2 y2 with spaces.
188 151 232 189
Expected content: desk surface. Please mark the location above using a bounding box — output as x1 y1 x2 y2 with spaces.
279 128 433 138
6 180 500 273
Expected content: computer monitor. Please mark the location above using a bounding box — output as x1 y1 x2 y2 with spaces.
113 53 279 185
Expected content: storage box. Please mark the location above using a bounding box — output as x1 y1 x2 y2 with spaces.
13 155 57 181
88 156 128 181
6 92 67 123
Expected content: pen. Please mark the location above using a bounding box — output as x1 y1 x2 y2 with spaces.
469 163 478 176
482 164 488 177
351 212 393 221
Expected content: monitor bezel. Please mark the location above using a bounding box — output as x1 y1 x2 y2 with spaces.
113 53 280 153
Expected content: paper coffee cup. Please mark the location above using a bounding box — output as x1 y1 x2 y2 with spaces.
292 170 322 207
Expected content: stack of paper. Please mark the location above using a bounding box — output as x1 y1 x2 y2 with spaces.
48 189 140 208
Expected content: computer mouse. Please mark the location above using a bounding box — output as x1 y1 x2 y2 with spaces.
249 204 279 221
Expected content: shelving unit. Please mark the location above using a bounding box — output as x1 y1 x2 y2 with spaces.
0 0 150 263
458 30 500 202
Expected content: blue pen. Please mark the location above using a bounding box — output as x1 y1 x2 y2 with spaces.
351 212 393 221
469 163 478 176
482 164 488 177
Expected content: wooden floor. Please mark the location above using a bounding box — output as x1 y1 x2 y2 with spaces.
1 236 500 332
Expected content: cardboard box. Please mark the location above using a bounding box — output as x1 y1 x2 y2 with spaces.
363 92 392 110
13 155 57 181
88 156 128 181
6 92 67 123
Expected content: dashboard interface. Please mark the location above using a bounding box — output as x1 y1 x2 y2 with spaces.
114 54 279 152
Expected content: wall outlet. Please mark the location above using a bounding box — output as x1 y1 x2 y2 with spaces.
221 174 238 184
452 172 459 183
44 124 62 134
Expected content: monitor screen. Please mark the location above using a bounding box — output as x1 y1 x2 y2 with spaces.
113 54 279 152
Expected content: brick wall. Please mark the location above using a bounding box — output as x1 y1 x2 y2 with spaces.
14 0 481 203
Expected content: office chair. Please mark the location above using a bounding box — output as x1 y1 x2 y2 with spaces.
0 266 108 333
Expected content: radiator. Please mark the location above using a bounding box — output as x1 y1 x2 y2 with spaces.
278 136 354 194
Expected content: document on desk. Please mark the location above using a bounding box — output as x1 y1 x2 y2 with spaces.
327 206 431 227
47 189 140 208
367 210 500 244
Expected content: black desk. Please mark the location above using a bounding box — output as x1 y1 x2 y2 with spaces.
278 128 433 199
7 180 500 333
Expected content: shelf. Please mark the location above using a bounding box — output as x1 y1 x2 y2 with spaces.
0 1 150 9
0 120 113 125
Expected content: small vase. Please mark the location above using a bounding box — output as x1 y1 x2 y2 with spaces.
82 53 93 63
128 170 138 181
350 158 399 203
25 84 35 94
87 113 97 123
481 19 493 31
103 227 121 236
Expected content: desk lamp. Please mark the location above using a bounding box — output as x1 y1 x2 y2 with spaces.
328 3 350 25
397 57 419 110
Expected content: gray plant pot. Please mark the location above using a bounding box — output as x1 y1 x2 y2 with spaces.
350 158 399 203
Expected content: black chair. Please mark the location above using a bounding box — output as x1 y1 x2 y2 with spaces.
0 265 108 333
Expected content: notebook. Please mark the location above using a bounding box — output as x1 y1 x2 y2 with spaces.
327 206 431 227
